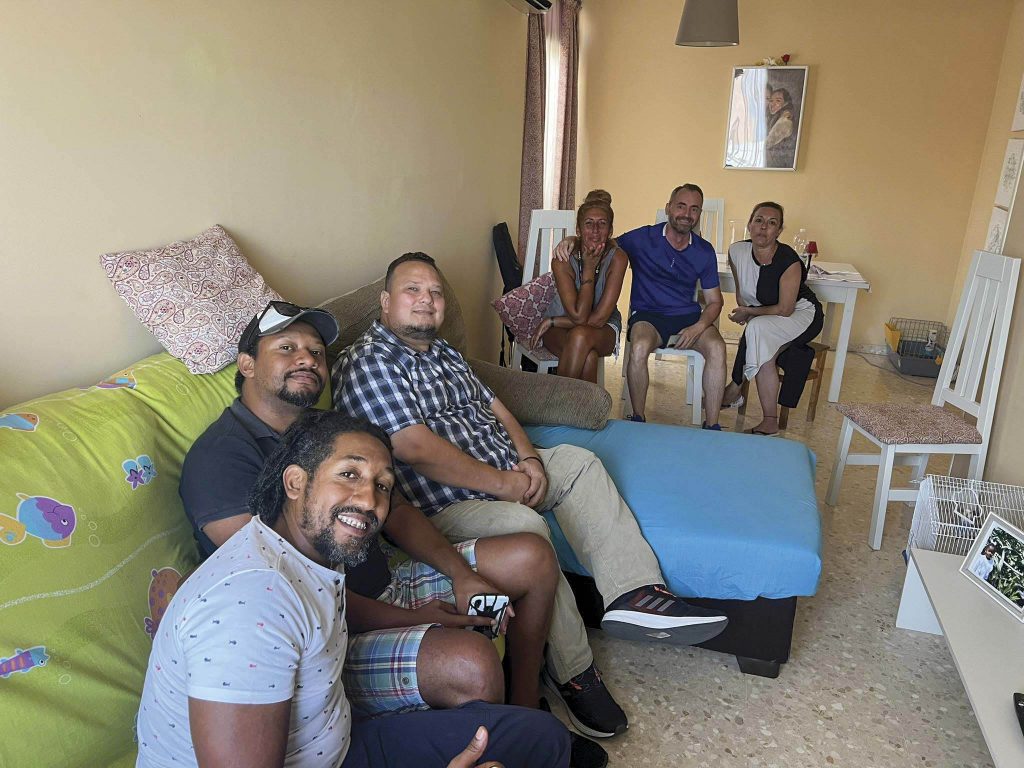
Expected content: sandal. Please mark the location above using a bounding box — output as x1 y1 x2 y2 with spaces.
745 428 779 437
721 395 745 410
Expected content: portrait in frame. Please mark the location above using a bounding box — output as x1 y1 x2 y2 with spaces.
724 66 808 171
960 513 1024 623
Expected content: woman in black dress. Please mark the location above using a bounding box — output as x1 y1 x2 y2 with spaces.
722 202 823 435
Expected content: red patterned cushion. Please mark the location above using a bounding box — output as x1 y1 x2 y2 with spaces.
492 273 555 349
834 403 983 445
100 225 282 374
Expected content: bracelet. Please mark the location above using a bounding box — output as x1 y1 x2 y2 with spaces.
523 456 544 468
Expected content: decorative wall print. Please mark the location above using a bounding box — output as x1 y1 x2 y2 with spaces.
1012 73 1024 132
995 138 1024 209
986 207 1009 254
724 66 809 171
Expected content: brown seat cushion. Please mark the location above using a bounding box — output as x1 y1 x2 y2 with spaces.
834 403 982 445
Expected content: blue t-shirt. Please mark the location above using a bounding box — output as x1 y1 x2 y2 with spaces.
617 224 720 315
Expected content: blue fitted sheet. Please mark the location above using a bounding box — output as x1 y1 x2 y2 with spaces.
525 419 822 600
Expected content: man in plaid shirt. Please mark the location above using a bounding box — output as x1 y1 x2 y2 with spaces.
333 253 729 743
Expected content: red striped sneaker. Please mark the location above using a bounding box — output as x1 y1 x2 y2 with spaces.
601 585 728 645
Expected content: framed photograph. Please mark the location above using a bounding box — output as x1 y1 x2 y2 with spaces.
994 138 1023 208
724 66 808 171
986 207 1009 254
1012 72 1024 132
960 513 1024 623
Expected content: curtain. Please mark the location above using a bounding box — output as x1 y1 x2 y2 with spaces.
517 14 546 264
552 0 580 211
517 1 582 264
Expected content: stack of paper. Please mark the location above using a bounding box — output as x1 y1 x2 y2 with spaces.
809 262 864 282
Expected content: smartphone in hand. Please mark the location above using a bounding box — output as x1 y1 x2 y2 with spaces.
468 594 511 639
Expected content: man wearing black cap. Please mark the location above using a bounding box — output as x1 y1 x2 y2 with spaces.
179 301 560 723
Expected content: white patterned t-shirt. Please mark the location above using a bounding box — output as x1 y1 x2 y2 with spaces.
136 518 350 767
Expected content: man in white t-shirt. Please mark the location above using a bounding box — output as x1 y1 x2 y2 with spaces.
137 410 569 768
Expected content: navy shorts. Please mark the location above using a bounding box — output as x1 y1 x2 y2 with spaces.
344 700 570 768
627 309 702 347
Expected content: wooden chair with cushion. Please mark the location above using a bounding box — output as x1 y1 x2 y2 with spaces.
825 250 1020 550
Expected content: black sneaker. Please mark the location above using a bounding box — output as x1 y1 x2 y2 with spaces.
601 584 728 645
540 698 609 768
542 665 627 739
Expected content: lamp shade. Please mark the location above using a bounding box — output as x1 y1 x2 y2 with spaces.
675 0 739 47
805 241 819 254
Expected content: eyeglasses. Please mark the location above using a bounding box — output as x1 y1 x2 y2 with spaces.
256 301 306 335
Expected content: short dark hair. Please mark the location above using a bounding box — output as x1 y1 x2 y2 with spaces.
385 252 438 291
234 332 261 394
669 184 704 204
247 411 393 526
748 201 785 229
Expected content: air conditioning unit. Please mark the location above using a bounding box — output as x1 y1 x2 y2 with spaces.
504 0 552 13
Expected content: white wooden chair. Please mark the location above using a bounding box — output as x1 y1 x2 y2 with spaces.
512 209 605 385
825 250 1021 550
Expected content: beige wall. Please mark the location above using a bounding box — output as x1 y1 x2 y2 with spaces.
576 0 1011 347
955 0 1024 483
0 0 525 408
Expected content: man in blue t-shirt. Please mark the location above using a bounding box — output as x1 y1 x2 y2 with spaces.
556 184 728 428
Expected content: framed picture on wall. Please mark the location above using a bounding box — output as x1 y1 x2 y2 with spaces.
724 66 808 171
1012 72 1024 132
995 138 1023 208
986 207 1008 254
960 513 1024 623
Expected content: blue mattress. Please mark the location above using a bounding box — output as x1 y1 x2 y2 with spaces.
525 419 822 601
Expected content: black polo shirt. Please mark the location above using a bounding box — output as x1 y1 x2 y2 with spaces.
179 398 392 597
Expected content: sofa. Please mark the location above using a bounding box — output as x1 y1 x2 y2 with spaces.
0 273 821 767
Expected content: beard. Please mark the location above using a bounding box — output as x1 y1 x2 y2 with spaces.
276 372 323 409
669 215 695 236
303 503 382 569
397 324 438 343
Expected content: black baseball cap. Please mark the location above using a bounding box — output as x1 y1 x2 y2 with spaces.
238 301 340 353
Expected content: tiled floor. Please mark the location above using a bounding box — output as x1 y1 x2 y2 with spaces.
552 345 994 767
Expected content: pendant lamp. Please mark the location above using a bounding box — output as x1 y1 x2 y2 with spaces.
675 0 739 47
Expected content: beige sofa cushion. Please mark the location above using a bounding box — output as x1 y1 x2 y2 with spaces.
471 358 610 430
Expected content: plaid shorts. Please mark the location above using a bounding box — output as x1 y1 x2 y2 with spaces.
343 539 478 717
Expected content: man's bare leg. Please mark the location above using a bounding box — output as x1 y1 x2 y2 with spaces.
417 627 505 708
690 325 727 426
626 323 660 420
474 533 559 708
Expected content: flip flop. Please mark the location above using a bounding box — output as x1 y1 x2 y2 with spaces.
745 428 779 437
722 395 745 409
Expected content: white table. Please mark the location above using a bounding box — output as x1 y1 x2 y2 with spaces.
899 548 1024 767
715 257 870 402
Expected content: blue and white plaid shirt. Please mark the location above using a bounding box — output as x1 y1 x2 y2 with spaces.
332 321 519 516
